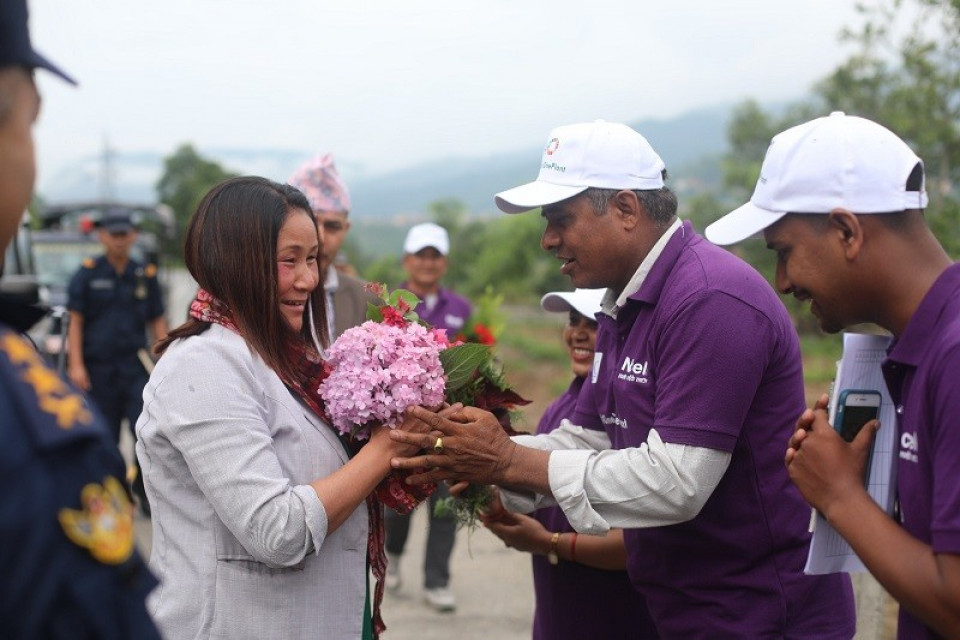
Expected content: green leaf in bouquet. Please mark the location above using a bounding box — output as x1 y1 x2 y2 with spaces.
440 343 491 392
434 484 495 554
366 302 384 322
388 289 421 310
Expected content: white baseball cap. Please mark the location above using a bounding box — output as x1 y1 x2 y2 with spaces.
540 288 605 320
495 120 666 214
705 112 928 246
403 222 450 255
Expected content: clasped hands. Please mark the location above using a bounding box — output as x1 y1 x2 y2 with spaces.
387 405 518 486
784 393 879 518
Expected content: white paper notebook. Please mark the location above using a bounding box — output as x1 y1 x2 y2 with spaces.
804 332 897 574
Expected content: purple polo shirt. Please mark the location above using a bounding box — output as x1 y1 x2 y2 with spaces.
532 377 659 640
882 262 960 640
572 222 855 639
404 285 472 336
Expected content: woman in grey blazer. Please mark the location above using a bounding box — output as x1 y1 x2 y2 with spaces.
136 177 427 640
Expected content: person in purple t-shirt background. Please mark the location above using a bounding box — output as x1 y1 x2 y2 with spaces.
390 120 854 639
384 221 472 613
482 287 658 640
707 112 960 640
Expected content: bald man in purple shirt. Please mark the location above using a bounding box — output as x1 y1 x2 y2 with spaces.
707 112 960 640
391 121 855 638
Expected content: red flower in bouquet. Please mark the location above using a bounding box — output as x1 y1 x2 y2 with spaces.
380 297 412 327
456 322 496 346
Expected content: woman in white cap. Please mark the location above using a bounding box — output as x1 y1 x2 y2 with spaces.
482 289 659 640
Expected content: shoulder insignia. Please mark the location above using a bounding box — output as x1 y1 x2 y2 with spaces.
82 257 96 269
58 476 134 564
144 264 157 278
0 332 93 430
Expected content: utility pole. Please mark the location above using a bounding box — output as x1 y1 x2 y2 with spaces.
99 136 116 201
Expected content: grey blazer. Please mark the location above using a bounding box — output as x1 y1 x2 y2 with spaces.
136 325 368 640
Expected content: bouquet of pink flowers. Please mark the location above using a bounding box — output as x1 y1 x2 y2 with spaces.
319 283 498 441
319 290 448 440
318 283 526 522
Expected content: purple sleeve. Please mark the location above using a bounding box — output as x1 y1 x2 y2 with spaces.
653 291 777 452
572 372 604 431
536 380 582 436
930 344 960 553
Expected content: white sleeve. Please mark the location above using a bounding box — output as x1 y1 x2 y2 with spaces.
513 419 613 452
144 341 326 568
499 419 611 514
548 428 731 534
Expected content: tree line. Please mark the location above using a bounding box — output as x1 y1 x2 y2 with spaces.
155 0 959 334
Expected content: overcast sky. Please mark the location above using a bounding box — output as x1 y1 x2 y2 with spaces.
31 0 869 191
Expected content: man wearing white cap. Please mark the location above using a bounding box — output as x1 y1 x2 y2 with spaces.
706 112 960 639
385 221 471 612
391 120 854 638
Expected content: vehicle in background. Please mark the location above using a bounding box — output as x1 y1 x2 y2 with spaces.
1 213 40 306
34 201 174 299
14 201 175 372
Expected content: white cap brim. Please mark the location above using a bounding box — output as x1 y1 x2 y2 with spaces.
540 288 605 319
704 201 789 246
495 181 589 214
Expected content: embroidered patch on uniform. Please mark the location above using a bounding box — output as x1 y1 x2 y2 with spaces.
144 264 157 278
0 333 92 429
82 257 96 269
58 476 135 565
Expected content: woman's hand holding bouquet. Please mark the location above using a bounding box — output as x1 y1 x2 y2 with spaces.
318 283 527 517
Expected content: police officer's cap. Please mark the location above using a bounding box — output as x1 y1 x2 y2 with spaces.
0 0 76 84
98 211 136 234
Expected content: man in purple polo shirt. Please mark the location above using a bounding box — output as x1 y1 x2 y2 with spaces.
384 221 471 612
390 121 854 638
484 287 658 640
706 112 960 640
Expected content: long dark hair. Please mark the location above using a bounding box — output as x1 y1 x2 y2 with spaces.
156 176 328 381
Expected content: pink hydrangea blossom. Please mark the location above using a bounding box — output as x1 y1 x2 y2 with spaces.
318 320 447 439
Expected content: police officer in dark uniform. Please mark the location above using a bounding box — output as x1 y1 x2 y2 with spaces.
67 211 167 514
1 322 161 639
0 2 160 637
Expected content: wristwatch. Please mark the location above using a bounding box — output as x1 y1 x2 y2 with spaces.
548 532 561 565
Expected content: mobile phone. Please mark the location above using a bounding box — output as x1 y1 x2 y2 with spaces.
834 389 881 442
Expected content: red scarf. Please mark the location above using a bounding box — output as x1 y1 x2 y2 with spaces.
189 289 435 638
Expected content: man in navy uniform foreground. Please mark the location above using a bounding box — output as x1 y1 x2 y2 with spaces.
0 1 160 637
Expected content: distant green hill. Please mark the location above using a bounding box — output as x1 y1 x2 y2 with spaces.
348 106 731 220
40 105 732 223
